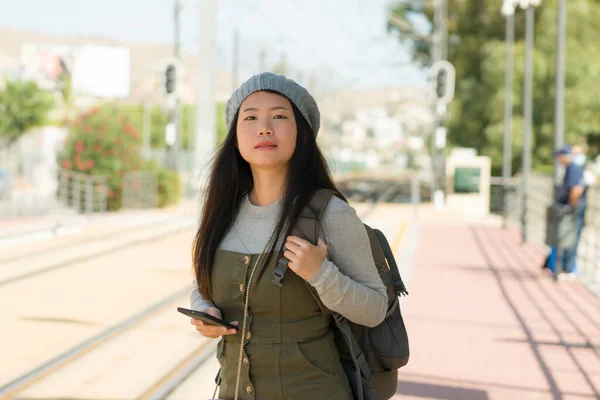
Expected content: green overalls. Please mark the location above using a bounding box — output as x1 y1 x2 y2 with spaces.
211 249 353 400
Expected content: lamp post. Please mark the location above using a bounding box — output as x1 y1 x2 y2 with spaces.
519 0 541 243
501 0 519 229
553 0 567 190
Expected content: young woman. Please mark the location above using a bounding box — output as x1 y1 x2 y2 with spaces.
190 72 387 400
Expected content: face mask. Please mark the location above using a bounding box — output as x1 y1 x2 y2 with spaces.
573 153 586 166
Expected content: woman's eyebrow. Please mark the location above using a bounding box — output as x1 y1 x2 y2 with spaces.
241 106 289 113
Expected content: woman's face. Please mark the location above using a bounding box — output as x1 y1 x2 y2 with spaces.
236 91 297 171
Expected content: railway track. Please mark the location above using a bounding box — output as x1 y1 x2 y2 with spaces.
0 215 180 265
0 217 195 288
0 285 216 399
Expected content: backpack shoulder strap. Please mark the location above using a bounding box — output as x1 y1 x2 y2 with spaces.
300 187 337 244
374 228 408 296
272 188 337 287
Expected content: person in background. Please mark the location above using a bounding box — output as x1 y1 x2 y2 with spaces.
553 145 587 278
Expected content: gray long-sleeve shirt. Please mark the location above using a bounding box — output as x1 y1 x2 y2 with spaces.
190 195 387 327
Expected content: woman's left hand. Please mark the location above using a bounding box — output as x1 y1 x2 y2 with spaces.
283 236 327 282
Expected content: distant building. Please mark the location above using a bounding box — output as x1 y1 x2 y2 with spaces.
0 27 233 106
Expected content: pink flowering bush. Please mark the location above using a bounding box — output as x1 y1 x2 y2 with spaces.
58 105 181 211
58 105 144 210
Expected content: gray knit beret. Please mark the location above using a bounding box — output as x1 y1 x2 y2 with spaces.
225 72 320 136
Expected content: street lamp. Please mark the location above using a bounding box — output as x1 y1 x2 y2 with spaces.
501 0 520 229
519 0 541 243
553 0 567 189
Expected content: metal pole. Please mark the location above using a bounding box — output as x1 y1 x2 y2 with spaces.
553 0 567 188
73 177 81 213
521 5 535 243
259 48 267 72
411 174 421 219
143 97 151 160
232 29 239 91
439 0 447 61
85 179 93 214
502 11 515 229
172 0 181 171
432 0 442 64
195 0 218 222
431 0 447 209
100 178 108 212
429 0 441 199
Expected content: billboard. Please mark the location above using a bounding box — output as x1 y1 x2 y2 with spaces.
20 42 130 98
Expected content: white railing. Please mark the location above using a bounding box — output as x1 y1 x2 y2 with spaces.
57 169 108 213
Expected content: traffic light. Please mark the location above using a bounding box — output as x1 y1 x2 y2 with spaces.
430 60 455 105
165 63 176 94
436 68 447 98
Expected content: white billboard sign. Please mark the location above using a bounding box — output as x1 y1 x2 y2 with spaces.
20 42 130 98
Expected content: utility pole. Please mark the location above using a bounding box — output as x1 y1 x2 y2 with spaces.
232 29 240 92
431 0 448 210
438 0 447 61
174 0 180 59
309 71 317 94
166 0 182 172
553 0 567 189
259 48 267 72
142 95 152 160
502 0 517 229
521 4 535 243
195 0 218 220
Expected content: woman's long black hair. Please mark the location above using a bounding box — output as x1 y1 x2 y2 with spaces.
192 91 346 300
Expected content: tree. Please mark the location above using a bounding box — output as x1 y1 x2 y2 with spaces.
389 0 600 175
0 80 55 145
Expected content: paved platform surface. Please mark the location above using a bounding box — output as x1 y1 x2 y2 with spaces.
4 200 600 399
396 221 600 400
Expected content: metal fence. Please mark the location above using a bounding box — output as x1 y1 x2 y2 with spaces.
57 169 108 213
491 174 600 295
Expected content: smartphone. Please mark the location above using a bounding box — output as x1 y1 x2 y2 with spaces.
177 307 238 331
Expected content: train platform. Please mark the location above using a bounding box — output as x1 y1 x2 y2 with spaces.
397 215 600 400
2 201 599 399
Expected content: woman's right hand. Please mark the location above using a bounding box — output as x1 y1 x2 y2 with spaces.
190 307 238 338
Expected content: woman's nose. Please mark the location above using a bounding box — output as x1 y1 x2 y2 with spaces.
258 120 273 135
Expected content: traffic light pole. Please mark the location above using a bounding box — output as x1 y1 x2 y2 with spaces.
167 0 181 172
432 0 447 209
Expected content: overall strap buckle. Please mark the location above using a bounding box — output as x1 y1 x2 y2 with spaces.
272 257 289 287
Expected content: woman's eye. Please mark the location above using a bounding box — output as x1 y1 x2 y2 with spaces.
244 116 256 121
273 115 287 120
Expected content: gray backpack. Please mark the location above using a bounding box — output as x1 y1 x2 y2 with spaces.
273 188 410 400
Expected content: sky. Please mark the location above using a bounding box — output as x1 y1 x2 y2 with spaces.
0 0 429 91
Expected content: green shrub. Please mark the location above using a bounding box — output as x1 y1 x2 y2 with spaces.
144 160 182 207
